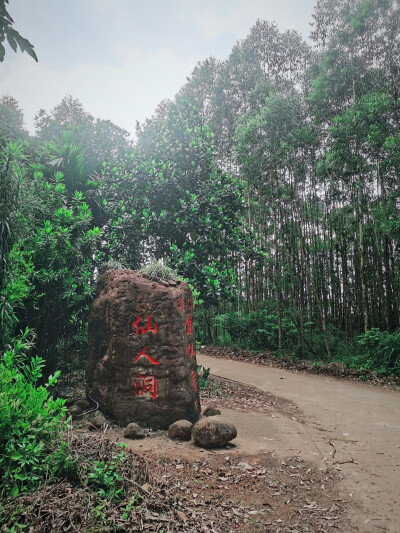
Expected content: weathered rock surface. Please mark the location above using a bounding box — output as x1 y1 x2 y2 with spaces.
168 420 193 440
86 270 201 429
124 422 145 439
192 416 237 448
69 404 83 420
203 406 221 417
73 399 90 411
87 411 108 430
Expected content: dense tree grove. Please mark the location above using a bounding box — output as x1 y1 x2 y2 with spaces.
1 0 400 376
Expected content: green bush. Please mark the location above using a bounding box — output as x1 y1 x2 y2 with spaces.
0 332 67 496
355 328 400 375
216 310 297 351
197 365 210 389
85 446 126 502
0 244 33 350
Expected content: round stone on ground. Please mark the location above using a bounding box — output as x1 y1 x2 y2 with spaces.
168 420 193 441
192 416 237 448
87 411 108 430
73 399 90 411
69 404 83 420
124 422 145 439
203 406 221 417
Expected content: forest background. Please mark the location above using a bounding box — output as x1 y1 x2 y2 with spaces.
1 0 400 381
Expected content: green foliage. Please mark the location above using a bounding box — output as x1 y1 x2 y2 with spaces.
85 446 127 502
35 96 132 178
0 244 33 348
216 310 297 351
0 332 67 496
0 97 27 145
0 141 24 288
21 170 101 368
100 99 250 305
353 328 400 375
99 257 128 273
197 365 210 389
178 276 203 307
0 0 37 62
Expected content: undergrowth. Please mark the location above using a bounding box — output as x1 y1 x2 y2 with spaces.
211 311 400 376
0 330 67 497
0 434 148 532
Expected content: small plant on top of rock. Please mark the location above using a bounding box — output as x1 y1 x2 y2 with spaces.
139 262 178 282
100 258 128 273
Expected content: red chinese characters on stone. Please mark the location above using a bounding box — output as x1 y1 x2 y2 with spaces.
187 342 195 359
177 297 193 312
134 375 157 399
191 369 198 391
185 314 193 335
133 346 160 365
132 315 158 335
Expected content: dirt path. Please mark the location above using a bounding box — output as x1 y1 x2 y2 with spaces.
197 352 400 533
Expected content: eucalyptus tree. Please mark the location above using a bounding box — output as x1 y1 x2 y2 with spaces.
235 91 334 354
309 0 400 120
309 0 400 334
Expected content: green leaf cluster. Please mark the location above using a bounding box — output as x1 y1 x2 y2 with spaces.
0 332 67 496
0 0 37 62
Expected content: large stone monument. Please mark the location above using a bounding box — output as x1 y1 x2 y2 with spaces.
86 270 201 429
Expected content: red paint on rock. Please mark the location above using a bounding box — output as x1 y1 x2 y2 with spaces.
187 342 195 359
132 314 158 335
133 346 161 365
134 374 158 399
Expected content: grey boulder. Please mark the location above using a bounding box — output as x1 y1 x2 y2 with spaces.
124 422 145 439
87 411 108 430
192 416 237 448
168 420 193 440
203 406 221 417
74 399 90 411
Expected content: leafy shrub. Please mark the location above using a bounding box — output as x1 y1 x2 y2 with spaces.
0 333 67 496
216 310 297 351
197 365 210 389
85 446 126 502
0 244 33 350
355 328 400 375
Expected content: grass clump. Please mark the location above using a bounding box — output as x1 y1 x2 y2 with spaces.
139 262 178 282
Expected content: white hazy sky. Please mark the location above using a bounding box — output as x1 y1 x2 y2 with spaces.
0 0 316 136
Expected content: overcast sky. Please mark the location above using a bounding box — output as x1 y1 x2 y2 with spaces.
0 0 316 136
